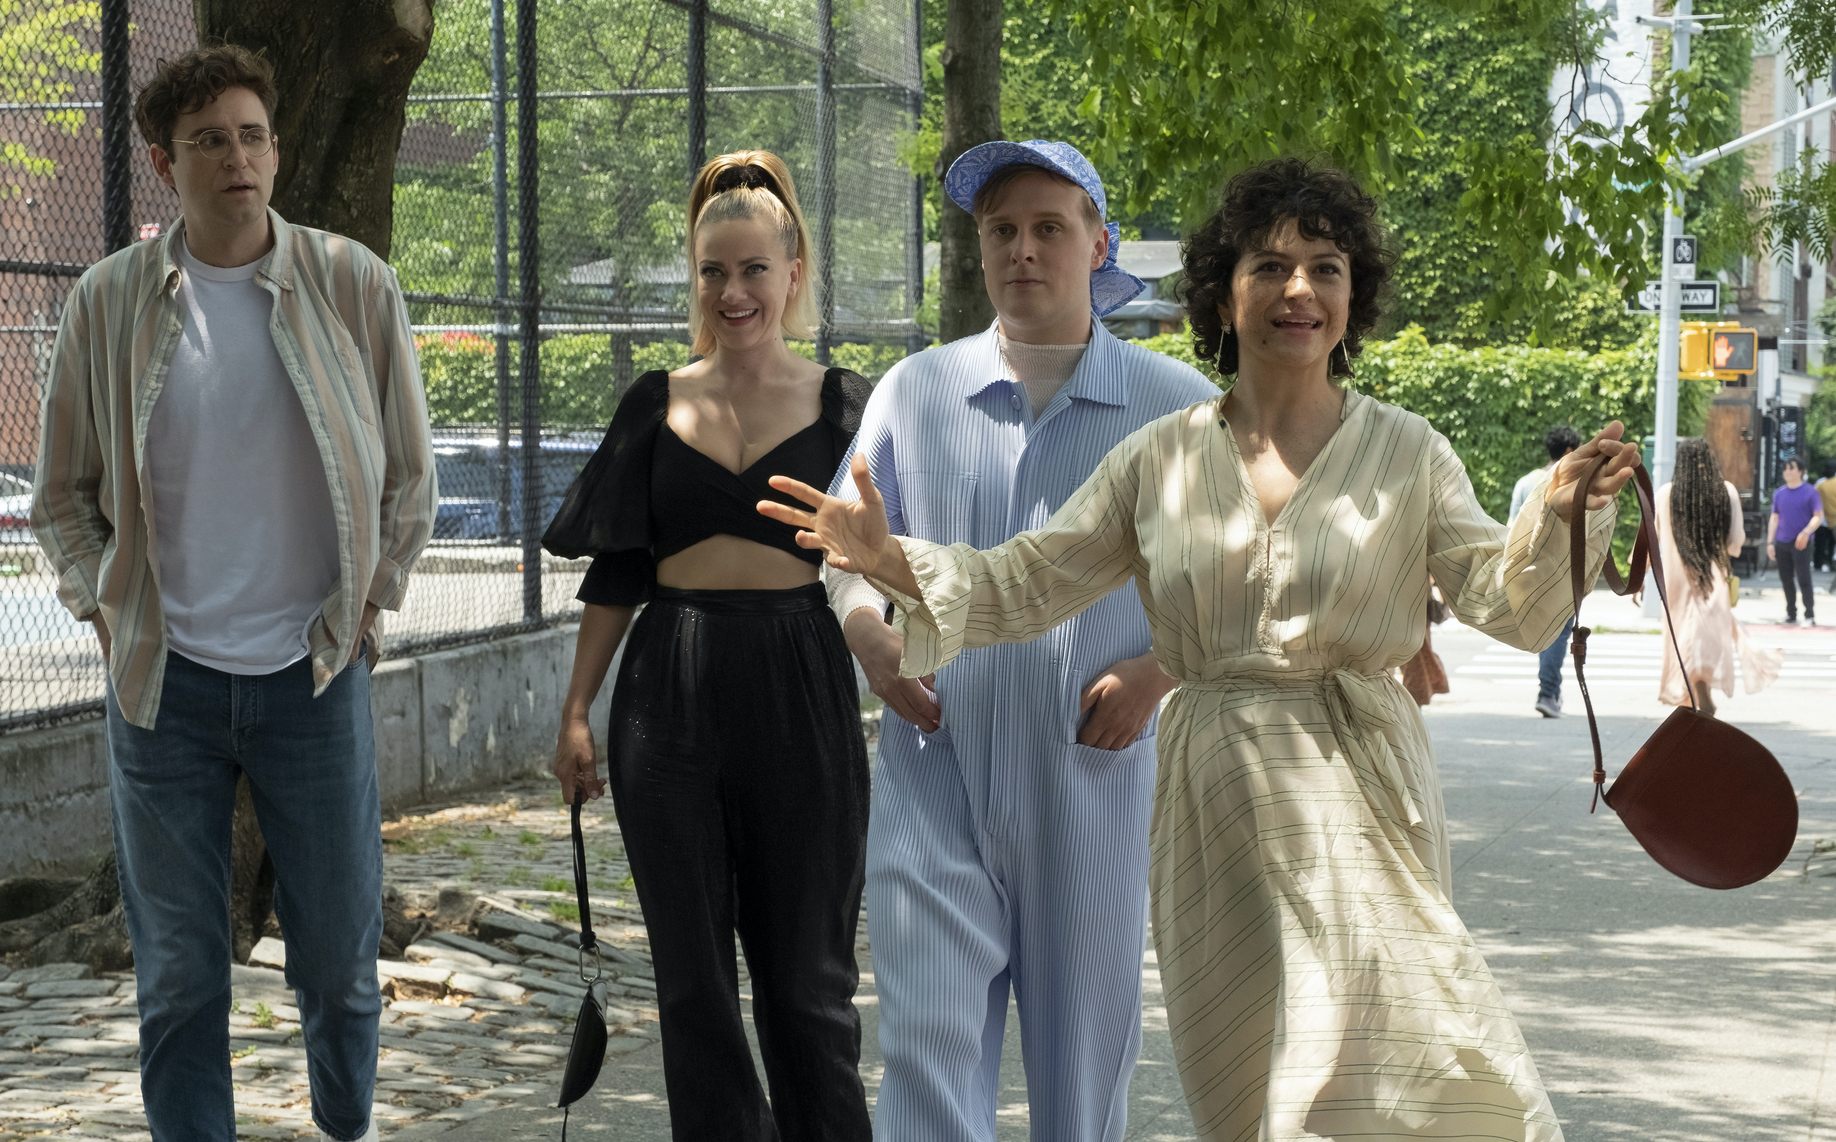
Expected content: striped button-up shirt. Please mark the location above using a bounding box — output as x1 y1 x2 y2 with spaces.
830 320 1215 835
32 210 437 729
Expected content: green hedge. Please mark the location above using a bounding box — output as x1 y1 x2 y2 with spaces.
416 334 910 429
421 324 1709 561
1131 325 1715 561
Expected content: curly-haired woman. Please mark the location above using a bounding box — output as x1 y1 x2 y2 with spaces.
1655 438 1781 715
762 156 1641 1140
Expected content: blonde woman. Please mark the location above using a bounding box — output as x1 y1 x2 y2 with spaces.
544 150 872 1140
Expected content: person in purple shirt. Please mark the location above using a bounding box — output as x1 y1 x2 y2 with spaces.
1768 457 1825 626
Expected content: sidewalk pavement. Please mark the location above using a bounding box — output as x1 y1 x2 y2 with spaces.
428 582 1836 1141
4 578 1835 1139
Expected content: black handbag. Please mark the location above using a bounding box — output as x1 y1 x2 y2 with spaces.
556 791 609 1131
1568 455 1798 889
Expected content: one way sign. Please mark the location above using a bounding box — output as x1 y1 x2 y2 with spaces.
1632 280 1721 312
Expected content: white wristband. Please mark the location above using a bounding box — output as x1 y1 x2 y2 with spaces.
825 567 888 629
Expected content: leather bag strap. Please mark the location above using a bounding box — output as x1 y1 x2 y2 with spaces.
1568 455 1696 811
569 791 601 981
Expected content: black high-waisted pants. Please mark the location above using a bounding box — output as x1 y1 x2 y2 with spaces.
608 584 871 1142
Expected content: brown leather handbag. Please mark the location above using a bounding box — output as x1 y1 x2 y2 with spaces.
1567 456 1797 889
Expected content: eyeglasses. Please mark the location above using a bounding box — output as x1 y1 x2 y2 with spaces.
171 127 276 161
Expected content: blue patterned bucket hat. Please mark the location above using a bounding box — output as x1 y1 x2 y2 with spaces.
943 139 1145 317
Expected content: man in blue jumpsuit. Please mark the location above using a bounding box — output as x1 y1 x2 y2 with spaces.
826 140 1214 1140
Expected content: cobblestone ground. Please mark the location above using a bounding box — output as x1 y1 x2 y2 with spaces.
0 783 641 1140
0 731 895 1142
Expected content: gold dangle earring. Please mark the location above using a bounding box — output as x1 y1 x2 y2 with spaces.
1338 336 1354 379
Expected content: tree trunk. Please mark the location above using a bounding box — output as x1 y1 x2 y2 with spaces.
0 774 272 974
0 877 82 922
935 0 1002 343
229 775 277 965
0 852 129 973
193 0 436 259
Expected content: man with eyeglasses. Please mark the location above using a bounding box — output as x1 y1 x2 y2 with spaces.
31 44 435 1142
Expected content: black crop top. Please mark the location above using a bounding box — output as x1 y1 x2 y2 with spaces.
541 367 872 607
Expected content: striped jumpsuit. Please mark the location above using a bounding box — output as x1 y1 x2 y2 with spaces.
832 321 1215 1140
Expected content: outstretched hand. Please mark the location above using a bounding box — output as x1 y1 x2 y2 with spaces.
761 454 916 596
1545 420 1642 522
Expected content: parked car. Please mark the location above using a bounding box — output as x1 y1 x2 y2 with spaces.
431 432 602 543
0 471 34 542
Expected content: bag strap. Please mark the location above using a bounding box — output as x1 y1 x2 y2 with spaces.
570 791 601 982
1568 454 1696 812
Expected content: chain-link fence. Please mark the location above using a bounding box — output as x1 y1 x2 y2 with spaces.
0 0 922 730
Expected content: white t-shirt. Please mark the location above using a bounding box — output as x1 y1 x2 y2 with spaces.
1509 465 1551 525
145 238 341 674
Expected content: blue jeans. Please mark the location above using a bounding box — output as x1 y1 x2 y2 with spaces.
107 652 382 1142
1538 617 1574 703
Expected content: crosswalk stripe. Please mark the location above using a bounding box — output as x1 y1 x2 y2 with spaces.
1447 631 1836 687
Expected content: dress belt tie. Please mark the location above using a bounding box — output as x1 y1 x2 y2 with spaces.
1183 668 1424 828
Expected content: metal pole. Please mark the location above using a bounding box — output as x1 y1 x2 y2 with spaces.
99 0 131 255
1654 0 1692 494
906 0 925 358
814 0 836 365
688 0 707 175
492 0 513 541
1655 191 1684 489
516 0 542 623
1648 0 1691 617
1685 92 1836 173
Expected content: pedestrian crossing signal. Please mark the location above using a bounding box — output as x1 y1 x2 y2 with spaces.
1679 322 1758 380
1711 328 1756 374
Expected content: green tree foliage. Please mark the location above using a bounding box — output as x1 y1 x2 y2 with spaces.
900 0 1183 247
1382 4 1548 345
0 1 99 188
396 0 907 317
1800 300 1836 472
1672 18 1756 275
1063 0 1453 222
394 0 696 308
1748 0 1835 90
1062 0 1829 336
1380 4 1658 350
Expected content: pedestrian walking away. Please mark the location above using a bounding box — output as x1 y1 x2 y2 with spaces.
822 139 1215 1141
1655 439 1781 717
1768 457 1823 625
543 150 873 1141
765 156 1642 1142
1510 426 1580 717
30 45 438 1142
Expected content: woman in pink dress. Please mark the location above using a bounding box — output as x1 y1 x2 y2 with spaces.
1656 437 1781 715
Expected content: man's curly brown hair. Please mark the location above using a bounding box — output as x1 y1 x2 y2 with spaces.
1178 157 1396 378
134 44 277 155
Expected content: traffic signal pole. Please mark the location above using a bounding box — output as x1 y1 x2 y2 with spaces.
1645 29 1836 490
1651 0 1691 495
1636 5 1836 614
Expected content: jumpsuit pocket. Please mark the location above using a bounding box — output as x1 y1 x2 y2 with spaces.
1065 740 1151 770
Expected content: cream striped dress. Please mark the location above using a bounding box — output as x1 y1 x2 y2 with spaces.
888 389 1613 1141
